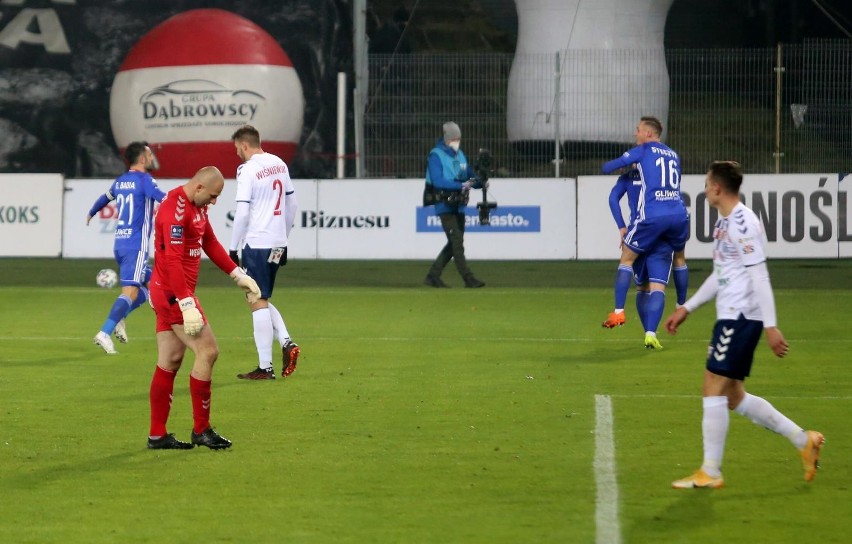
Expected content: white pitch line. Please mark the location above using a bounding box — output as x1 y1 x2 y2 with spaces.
0 335 656 343
610 393 852 400
3 335 850 344
594 394 621 544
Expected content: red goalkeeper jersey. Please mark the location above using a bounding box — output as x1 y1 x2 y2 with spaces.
151 186 235 300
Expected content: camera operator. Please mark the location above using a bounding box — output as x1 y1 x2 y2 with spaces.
423 121 487 288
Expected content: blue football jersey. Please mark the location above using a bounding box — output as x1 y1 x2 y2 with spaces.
602 141 685 220
608 169 642 229
107 171 166 252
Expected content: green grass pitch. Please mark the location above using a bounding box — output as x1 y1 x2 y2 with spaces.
0 258 849 543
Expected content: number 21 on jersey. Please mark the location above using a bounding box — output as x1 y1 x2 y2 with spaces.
115 193 134 226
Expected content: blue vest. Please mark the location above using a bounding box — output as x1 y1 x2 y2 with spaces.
425 144 469 214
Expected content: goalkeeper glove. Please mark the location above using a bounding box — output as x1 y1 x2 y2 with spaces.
178 297 203 336
230 267 261 304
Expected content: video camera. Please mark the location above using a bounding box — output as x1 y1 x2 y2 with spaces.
422 148 498 224
474 148 497 226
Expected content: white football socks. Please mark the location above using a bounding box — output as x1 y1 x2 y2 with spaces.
701 396 729 477
252 308 274 370
268 302 291 346
734 393 807 449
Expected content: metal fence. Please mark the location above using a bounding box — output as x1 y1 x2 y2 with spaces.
363 40 851 178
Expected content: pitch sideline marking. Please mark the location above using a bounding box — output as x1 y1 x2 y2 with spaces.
3 335 850 345
594 394 621 544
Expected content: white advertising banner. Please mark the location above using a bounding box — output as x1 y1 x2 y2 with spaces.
577 173 841 259
64 177 573 260
839 173 852 258
63 178 318 259
0 174 64 257
309 178 575 259
60 173 849 260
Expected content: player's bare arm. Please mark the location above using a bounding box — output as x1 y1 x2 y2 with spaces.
765 327 789 358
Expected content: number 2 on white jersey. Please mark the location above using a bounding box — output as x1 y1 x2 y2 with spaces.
272 179 283 216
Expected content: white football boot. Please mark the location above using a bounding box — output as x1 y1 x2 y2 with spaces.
113 319 129 344
94 331 118 354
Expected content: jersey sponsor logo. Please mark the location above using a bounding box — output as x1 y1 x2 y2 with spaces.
653 189 681 201
170 225 183 238
416 206 541 233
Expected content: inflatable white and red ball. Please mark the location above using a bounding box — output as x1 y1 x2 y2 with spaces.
110 9 304 178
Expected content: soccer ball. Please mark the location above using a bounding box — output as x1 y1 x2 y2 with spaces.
96 268 118 289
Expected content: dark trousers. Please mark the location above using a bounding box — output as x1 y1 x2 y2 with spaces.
428 212 471 279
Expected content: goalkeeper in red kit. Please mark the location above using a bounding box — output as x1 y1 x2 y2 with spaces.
146 166 261 450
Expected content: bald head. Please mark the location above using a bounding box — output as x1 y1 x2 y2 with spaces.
184 166 225 207
196 165 224 189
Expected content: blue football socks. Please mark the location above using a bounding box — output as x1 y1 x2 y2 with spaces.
101 294 132 335
614 265 633 310
645 291 666 333
673 265 689 305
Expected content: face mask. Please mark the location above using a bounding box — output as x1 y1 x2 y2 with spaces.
448 141 460 152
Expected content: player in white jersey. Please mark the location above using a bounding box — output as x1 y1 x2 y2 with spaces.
229 125 301 380
664 161 823 489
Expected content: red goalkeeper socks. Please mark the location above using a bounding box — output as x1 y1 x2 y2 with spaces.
189 375 212 434
149 365 177 437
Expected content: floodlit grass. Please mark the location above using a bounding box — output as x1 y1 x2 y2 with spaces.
0 259 849 543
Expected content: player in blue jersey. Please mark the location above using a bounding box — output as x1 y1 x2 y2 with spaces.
87 142 166 354
600 117 689 349
608 168 689 349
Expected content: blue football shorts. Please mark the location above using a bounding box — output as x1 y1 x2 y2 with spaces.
705 315 764 380
241 245 282 300
623 212 689 256
633 240 674 286
114 249 151 287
